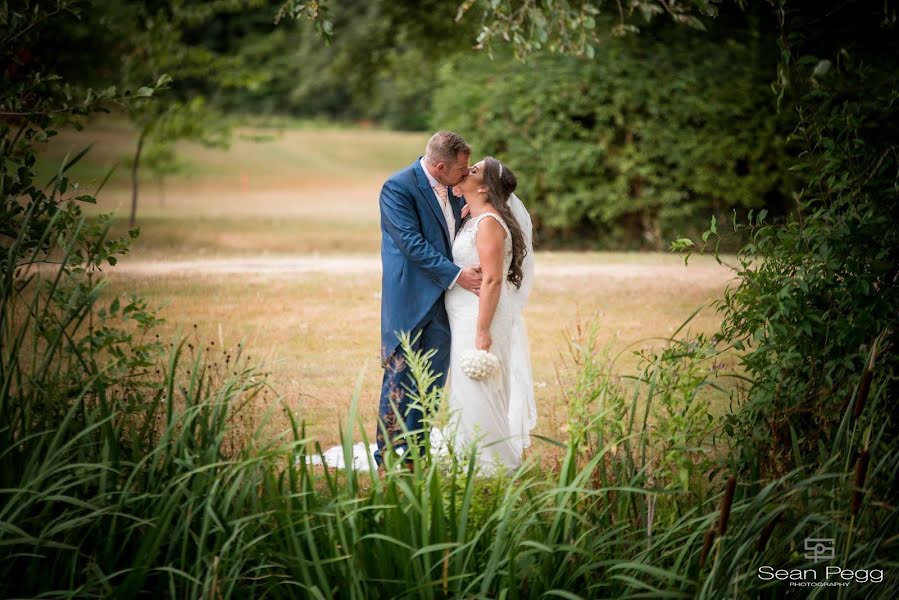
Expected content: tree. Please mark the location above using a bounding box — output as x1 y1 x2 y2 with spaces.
225 0 482 129
694 1 898 474
432 11 789 248
104 0 268 226
2 1 154 257
24 0 287 225
280 0 724 57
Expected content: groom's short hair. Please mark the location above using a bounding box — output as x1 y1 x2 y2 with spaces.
425 131 470 165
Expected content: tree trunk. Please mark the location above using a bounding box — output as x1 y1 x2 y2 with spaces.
129 129 147 227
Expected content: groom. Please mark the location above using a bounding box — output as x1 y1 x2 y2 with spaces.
375 131 482 466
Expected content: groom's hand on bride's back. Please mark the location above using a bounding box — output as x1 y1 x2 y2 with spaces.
457 266 482 296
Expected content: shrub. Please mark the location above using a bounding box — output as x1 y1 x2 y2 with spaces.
673 4 899 482
432 14 790 250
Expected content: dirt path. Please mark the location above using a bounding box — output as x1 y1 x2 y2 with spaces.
115 254 736 286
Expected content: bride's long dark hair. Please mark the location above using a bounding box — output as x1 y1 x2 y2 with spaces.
482 157 526 289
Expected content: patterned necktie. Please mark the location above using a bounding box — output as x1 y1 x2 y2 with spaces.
433 183 455 242
433 183 448 204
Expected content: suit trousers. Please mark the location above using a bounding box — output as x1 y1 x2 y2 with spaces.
374 301 450 466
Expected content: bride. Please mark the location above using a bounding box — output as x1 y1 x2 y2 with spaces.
306 157 536 473
445 157 536 471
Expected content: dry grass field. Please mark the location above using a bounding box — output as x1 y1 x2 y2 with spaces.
39 120 738 455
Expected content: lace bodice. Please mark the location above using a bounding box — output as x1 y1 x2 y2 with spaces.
446 210 516 355
452 212 513 273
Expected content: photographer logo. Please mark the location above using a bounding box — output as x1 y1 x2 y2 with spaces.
804 538 835 562
757 538 884 588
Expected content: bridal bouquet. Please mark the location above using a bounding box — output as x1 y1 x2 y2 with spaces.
460 349 500 381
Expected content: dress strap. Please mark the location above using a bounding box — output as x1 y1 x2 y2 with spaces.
474 212 510 237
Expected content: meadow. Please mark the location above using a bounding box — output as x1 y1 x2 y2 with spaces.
39 120 735 454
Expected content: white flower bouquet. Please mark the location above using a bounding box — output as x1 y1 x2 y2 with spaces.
460 349 500 381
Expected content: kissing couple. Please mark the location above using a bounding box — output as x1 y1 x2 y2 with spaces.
375 131 537 473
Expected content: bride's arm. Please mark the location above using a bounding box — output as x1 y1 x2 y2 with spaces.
475 218 507 351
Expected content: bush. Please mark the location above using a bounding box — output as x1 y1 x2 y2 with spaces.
432 14 791 250
673 2 899 483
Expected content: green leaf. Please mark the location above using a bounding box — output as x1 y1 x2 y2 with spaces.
544 591 585 600
136 87 154 98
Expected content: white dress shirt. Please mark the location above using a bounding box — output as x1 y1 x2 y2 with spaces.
420 158 461 289
420 158 456 242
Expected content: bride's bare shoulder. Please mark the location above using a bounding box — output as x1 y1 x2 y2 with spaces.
475 212 508 237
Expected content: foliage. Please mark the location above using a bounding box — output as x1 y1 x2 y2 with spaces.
3 8 267 590
16 0 327 225
100 0 266 224
565 316 722 525
231 0 482 130
433 12 789 249
672 1 899 479
1 220 268 595
458 0 723 59
1 3 166 275
281 0 725 59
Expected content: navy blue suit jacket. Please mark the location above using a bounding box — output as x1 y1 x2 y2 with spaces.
379 158 464 363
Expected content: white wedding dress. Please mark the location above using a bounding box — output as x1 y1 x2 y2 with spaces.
306 195 536 473
444 195 537 472
505 193 537 458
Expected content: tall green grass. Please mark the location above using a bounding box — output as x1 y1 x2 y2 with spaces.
2 197 896 598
